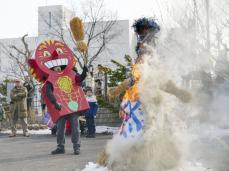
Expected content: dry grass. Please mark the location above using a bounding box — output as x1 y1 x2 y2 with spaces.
97 149 109 166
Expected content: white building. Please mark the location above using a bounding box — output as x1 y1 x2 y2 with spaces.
0 5 136 80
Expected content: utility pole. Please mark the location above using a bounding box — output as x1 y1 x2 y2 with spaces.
224 44 228 60
193 0 198 38
193 0 198 71
216 28 222 58
205 0 210 52
45 0 48 6
104 73 108 100
0 52 1 71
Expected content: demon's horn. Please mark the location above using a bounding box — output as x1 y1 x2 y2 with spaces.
29 68 34 74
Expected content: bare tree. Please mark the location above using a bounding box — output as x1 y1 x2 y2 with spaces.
40 0 119 69
0 34 33 81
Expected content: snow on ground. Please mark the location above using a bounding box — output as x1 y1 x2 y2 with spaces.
81 162 110 171
1 129 51 135
0 126 119 135
95 126 119 134
80 161 209 171
200 126 229 138
170 162 211 171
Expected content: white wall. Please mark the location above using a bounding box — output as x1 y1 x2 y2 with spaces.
0 5 133 80
38 5 63 37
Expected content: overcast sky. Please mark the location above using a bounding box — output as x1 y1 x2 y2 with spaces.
0 0 174 39
1 0 227 40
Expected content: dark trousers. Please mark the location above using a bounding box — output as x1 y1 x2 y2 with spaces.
86 116 95 136
80 120 86 135
27 99 32 110
56 113 80 150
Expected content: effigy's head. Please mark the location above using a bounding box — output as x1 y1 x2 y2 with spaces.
133 18 160 57
132 17 160 38
28 40 76 82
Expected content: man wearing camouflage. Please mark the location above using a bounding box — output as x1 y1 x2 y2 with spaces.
9 79 29 137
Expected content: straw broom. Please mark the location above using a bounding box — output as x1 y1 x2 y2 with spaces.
161 80 192 103
108 79 130 102
70 17 88 64
97 149 109 166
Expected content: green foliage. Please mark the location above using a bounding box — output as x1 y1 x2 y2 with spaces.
96 55 132 110
124 54 132 67
110 59 125 68
108 65 126 87
107 54 132 87
97 64 111 73
97 96 119 113
0 79 9 96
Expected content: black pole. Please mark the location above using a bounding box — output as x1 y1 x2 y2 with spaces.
104 72 108 100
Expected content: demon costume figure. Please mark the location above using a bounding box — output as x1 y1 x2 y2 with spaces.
29 40 89 155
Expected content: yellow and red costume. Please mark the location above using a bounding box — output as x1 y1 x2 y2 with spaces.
28 40 89 123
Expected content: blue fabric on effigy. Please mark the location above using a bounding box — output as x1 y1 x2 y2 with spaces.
119 100 144 139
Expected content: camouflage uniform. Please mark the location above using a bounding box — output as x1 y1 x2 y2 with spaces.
10 85 28 136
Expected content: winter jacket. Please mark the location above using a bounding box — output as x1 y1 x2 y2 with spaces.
23 81 35 100
85 96 98 117
10 86 28 118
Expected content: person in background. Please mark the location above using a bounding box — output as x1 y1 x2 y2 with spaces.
85 87 98 138
79 116 86 136
0 101 6 131
10 79 29 137
23 76 35 118
40 89 46 114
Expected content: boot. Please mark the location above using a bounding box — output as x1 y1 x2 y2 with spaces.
51 148 65 155
90 134 95 138
74 146 80 155
86 134 95 138
9 133 16 137
51 129 57 136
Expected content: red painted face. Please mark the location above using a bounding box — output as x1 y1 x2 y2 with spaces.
36 40 76 75
29 40 76 81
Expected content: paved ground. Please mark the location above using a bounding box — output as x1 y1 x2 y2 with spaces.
1 130 229 171
192 135 229 171
0 133 111 171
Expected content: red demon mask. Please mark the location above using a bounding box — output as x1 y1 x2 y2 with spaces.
29 40 76 81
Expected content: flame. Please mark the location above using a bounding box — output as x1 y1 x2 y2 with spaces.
123 83 139 101
122 64 140 101
132 64 141 81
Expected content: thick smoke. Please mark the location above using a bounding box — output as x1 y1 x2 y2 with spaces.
103 26 229 171
157 28 229 171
